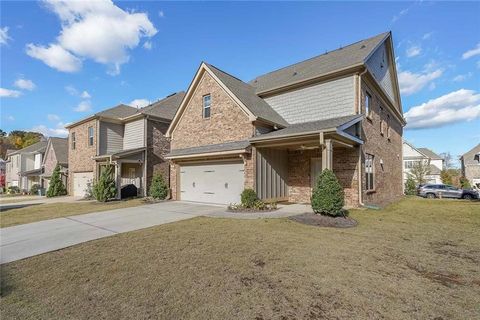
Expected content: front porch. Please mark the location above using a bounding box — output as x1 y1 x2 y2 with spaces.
250 115 363 207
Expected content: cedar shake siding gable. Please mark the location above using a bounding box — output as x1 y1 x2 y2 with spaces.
170 69 254 150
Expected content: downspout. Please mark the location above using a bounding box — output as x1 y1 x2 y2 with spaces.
357 68 368 206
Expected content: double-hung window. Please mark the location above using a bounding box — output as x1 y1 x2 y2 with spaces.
365 92 372 118
365 154 375 191
386 114 391 139
71 132 76 150
88 126 94 146
203 94 211 118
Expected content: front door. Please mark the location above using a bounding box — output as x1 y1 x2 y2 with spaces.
310 158 322 188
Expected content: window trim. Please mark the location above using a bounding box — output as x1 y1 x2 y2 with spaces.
88 126 94 147
71 132 76 150
202 94 211 119
365 91 372 119
386 114 391 140
365 153 375 192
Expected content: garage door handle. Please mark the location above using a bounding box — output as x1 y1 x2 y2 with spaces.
192 182 195 188
225 183 228 188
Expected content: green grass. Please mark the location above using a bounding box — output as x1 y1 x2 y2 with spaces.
0 198 146 228
1 197 479 319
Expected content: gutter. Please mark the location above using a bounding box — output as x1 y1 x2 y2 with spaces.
357 68 368 207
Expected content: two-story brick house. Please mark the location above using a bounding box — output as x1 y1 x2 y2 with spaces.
66 92 184 198
41 137 69 190
166 32 405 207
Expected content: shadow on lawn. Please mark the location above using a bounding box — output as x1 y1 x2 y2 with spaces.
0 203 41 212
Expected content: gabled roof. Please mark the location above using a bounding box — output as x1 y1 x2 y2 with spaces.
206 63 288 127
95 104 139 119
141 91 186 120
250 32 389 94
49 137 68 164
428 164 442 175
7 140 47 156
460 143 480 165
418 148 442 160
250 114 363 142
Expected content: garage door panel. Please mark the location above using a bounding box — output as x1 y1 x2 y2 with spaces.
73 172 93 197
180 162 244 204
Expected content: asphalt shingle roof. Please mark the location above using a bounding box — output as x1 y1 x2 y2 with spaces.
461 143 480 165
428 164 442 175
49 137 68 165
250 114 362 141
8 140 47 156
206 63 289 127
249 32 389 93
418 148 442 160
141 91 185 120
167 140 250 157
95 104 139 119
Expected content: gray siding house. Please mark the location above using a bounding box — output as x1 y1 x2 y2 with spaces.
460 143 480 188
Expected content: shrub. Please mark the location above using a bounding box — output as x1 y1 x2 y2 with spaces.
404 176 416 195
311 169 344 216
7 186 20 194
46 165 67 198
241 188 258 208
460 176 471 189
92 165 117 202
30 184 41 195
149 174 168 200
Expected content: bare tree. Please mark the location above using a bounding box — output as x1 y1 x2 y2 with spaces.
440 152 453 169
408 161 431 185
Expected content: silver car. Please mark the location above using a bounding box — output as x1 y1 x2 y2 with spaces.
418 184 479 200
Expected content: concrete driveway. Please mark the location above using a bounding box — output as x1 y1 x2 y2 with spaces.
0 201 225 264
0 196 87 211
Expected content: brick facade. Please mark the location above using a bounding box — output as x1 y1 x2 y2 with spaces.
43 143 58 178
68 119 97 195
360 78 404 206
170 71 254 150
146 120 171 195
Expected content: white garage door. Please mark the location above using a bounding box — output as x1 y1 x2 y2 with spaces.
180 162 244 204
73 172 93 197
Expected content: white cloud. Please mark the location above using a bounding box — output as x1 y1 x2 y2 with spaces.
143 41 152 50
405 89 480 129
462 43 480 59
74 100 92 112
14 78 36 91
0 26 11 45
26 43 82 72
0 88 22 98
422 32 433 40
47 114 61 121
30 124 68 137
406 45 421 58
392 8 409 22
80 90 91 99
65 85 78 95
453 73 472 82
30 0 157 74
158 10 165 18
7 115 15 121
398 69 443 95
129 99 150 108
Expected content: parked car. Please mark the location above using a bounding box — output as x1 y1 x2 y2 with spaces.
418 184 479 200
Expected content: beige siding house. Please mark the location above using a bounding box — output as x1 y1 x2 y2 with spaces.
66 92 184 198
167 32 405 207
402 141 444 185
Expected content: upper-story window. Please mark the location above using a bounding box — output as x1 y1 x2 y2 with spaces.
203 94 211 118
386 114 391 139
379 106 385 135
365 153 375 191
71 132 76 150
88 126 94 146
365 92 372 118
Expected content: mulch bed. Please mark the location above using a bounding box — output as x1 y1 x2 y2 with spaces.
227 208 278 213
289 212 357 228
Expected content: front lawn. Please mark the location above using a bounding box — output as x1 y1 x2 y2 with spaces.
1 197 479 319
0 198 146 228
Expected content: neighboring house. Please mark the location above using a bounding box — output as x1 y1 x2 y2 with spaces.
41 137 69 191
0 158 5 189
66 92 185 198
166 32 405 207
5 140 48 192
402 141 444 184
460 143 480 188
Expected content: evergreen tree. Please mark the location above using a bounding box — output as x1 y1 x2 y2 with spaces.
92 165 117 202
46 164 67 197
311 169 345 216
149 173 168 200
404 176 417 195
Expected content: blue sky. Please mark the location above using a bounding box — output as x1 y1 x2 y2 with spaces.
1 1 479 163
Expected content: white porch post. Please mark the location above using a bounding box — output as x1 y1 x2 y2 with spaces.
321 136 333 171
115 161 121 199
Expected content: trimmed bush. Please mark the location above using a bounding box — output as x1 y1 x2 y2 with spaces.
241 188 258 208
149 174 168 200
7 186 20 194
46 164 67 197
404 176 416 195
30 184 41 195
311 169 345 216
92 165 117 202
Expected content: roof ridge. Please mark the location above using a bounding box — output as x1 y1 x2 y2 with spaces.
205 63 250 85
249 31 389 83
142 91 186 110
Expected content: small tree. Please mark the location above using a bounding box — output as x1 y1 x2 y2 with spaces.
46 165 67 197
92 165 117 202
149 174 168 200
241 188 258 208
460 176 471 189
440 169 453 185
408 161 431 185
311 169 344 216
404 176 416 195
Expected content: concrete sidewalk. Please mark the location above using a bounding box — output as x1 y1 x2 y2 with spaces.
0 196 87 211
0 201 225 264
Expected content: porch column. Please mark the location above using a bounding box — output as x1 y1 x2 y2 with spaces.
115 161 121 199
321 139 333 171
